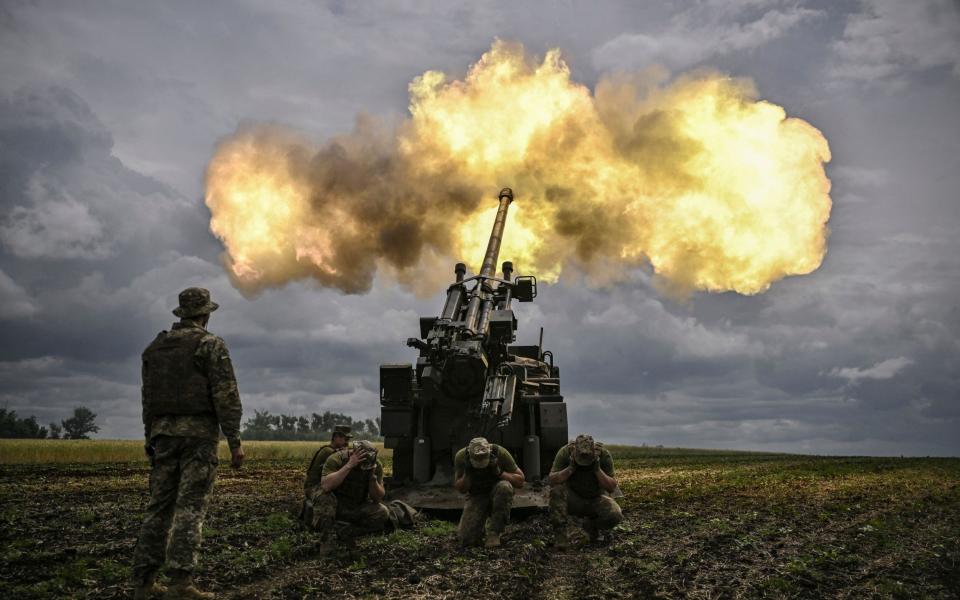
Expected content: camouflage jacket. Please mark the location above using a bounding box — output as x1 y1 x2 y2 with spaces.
142 320 243 450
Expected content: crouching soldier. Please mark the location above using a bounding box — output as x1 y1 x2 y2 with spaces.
548 434 622 548
454 437 524 548
312 440 390 537
301 425 352 526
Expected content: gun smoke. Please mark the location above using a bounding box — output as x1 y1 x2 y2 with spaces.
205 40 832 297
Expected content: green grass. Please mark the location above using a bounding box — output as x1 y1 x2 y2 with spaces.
0 439 390 464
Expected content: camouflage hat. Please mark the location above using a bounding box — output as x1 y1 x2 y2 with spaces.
332 425 353 439
172 287 219 318
467 437 492 469
572 434 597 466
352 440 377 470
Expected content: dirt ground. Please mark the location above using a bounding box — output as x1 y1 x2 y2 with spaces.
2 447 959 598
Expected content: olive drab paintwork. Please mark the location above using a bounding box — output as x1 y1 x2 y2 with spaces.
142 328 215 418
379 188 569 509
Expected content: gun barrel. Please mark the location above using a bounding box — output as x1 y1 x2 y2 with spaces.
479 188 513 278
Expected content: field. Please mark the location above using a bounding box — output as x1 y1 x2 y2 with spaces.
1 441 958 599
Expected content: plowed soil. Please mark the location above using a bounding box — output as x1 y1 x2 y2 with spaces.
2 447 958 598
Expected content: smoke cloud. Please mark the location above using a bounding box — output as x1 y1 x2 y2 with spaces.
205 40 831 296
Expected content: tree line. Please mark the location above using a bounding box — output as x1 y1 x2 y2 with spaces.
0 407 99 439
242 410 382 441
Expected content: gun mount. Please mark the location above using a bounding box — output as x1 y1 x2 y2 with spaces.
380 187 568 509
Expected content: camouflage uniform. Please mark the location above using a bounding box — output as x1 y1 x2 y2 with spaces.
131 288 242 590
454 439 519 547
549 436 622 539
311 443 390 534
301 425 353 526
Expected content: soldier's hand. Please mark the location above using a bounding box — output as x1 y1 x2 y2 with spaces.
346 450 366 469
231 446 245 469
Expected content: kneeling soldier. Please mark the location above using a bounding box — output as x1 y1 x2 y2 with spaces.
314 440 390 537
454 437 524 548
301 425 352 526
548 434 622 548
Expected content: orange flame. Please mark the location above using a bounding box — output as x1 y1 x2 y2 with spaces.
205 40 831 296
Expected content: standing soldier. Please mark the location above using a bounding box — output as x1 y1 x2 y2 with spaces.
453 437 525 548
301 425 352 527
313 440 391 536
548 434 622 549
132 287 244 600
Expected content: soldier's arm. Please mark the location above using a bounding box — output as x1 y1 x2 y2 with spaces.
200 337 243 452
496 448 525 488
453 450 470 493
303 449 326 493
141 358 152 446
320 451 364 492
594 451 617 493
547 448 575 485
368 462 386 502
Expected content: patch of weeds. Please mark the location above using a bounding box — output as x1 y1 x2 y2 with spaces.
264 512 293 532
875 577 913 600
77 510 96 526
760 575 798 593
383 529 422 551
54 558 89 588
347 557 367 572
96 559 130 584
269 535 296 560
421 519 457 537
707 517 733 535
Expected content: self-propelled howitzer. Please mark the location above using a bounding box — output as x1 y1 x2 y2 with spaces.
379 187 568 509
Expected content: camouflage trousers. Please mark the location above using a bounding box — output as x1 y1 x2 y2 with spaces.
131 436 218 585
458 480 514 546
308 489 390 534
549 485 622 531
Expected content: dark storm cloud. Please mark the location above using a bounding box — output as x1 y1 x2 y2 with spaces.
0 1 957 454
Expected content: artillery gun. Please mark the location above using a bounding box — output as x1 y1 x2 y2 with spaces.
379 187 568 509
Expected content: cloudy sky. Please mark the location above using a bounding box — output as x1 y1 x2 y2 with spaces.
1 0 958 455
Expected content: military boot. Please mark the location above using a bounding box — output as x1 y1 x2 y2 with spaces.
132 581 167 600
583 518 599 543
484 532 502 548
164 571 214 600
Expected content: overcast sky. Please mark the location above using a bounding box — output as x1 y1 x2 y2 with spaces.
1 0 958 455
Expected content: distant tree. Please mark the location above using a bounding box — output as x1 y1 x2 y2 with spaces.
280 414 298 432
244 410 274 433
240 410 380 441
61 407 99 440
49 423 63 439
296 416 310 433
0 409 49 439
375 417 381 433
320 411 335 433
365 418 379 437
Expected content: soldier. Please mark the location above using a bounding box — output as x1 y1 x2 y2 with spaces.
453 437 525 548
313 440 391 537
548 434 622 549
301 424 353 524
131 287 244 600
